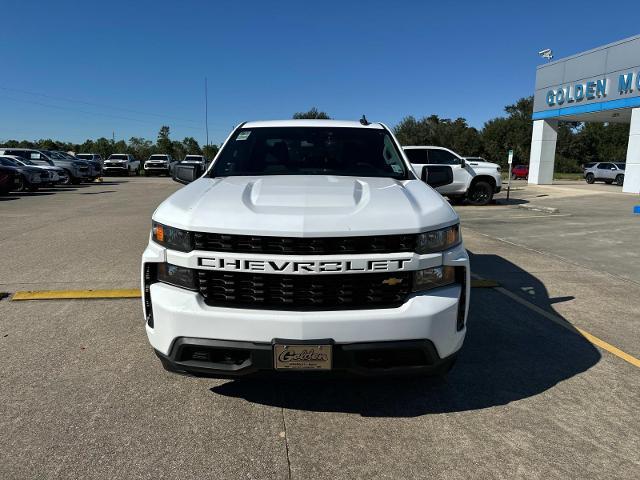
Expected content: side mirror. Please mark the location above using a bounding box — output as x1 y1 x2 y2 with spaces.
421 165 454 188
173 164 200 184
460 158 466 167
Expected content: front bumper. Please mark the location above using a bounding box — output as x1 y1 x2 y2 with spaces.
142 242 470 376
144 164 170 172
155 338 456 377
103 164 128 173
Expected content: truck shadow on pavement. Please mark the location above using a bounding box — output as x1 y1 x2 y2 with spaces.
211 253 601 416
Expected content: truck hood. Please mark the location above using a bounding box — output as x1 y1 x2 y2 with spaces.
466 160 499 170
153 175 458 237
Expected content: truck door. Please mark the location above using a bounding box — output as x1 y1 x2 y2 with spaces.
597 163 615 180
425 149 468 195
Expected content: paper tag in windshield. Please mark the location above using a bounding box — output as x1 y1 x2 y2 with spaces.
237 131 251 141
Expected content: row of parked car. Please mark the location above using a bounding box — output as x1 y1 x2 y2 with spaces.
0 148 210 194
101 153 208 176
505 162 626 185
0 148 103 193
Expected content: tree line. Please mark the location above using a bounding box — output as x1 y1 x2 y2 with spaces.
1 126 219 161
2 99 630 172
296 99 630 172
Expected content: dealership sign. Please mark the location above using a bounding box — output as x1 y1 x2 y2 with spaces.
545 72 640 107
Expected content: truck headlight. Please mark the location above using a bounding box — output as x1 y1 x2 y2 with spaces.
157 263 197 290
152 222 193 252
416 224 460 253
412 266 456 292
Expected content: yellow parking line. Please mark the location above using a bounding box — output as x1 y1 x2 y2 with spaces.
11 282 497 300
576 327 640 368
494 284 640 369
11 289 141 300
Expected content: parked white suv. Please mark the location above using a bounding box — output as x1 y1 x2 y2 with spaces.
104 154 140 176
584 162 625 185
403 147 502 205
142 119 470 377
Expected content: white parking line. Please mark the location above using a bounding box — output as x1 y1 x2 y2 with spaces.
462 214 571 221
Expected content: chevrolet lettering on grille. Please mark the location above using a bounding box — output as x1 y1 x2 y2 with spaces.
197 256 413 274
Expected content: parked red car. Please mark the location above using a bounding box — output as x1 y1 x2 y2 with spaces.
511 164 529 179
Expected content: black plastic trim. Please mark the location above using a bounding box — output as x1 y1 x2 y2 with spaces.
155 337 456 378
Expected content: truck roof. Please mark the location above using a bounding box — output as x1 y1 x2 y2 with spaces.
241 119 384 129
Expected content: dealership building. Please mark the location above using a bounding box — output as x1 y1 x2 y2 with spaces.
530 34 640 193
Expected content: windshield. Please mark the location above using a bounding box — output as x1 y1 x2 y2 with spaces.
44 151 67 160
15 158 35 166
149 155 168 160
76 154 92 160
210 127 409 179
0 157 19 167
109 154 128 160
184 156 203 161
615 163 626 169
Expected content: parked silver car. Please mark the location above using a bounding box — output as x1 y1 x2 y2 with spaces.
584 162 625 186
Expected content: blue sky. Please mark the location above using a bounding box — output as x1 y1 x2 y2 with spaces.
0 0 636 145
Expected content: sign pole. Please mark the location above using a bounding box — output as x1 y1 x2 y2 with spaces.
506 149 514 201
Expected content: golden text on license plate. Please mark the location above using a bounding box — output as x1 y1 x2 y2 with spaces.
274 344 332 370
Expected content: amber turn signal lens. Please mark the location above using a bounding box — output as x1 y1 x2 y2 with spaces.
155 224 164 242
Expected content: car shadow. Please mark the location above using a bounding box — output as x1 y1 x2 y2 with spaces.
2 191 57 197
77 190 117 195
210 253 600 417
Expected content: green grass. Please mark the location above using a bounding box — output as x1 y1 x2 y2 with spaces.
553 172 583 180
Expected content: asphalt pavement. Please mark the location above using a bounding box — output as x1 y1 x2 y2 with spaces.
0 177 638 479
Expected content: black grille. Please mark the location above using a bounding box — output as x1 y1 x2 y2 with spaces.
193 232 416 255
198 271 412 310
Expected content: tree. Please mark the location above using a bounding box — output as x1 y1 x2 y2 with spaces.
481 96 534 167
394 115 483 156
202 144 219 160
156 125 173 155
128 137 154 161
292 107 331 119
181 137 202 155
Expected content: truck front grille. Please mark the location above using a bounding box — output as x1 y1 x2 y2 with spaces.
193 233 416 255
198 271 412 310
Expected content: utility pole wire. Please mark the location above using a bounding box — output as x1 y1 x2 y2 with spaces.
0 85 202 126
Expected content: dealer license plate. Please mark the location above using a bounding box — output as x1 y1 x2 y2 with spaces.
274 344 332 370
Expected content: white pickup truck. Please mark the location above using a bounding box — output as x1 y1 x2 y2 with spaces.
103 154 140 176
142 119 470 377
403 147 502 205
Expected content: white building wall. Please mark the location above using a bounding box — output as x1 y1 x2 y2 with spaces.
528 119 558 185
623 108 640 194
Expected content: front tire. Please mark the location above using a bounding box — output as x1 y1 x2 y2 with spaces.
585 173 595 184
13 176 25 192
466 181 494 206
615 174 624 186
